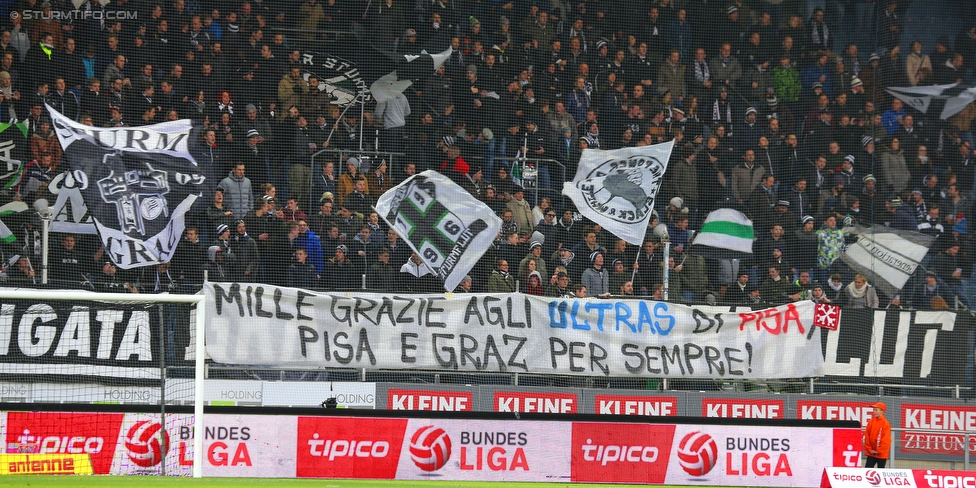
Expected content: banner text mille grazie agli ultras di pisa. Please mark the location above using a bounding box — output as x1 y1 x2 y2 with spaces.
203 283 825 379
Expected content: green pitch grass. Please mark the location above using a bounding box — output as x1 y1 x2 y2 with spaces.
0 477 690 488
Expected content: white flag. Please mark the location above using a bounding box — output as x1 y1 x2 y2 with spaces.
839 225 936 297
374 170 502 291
561 140 674 245
885 83 976 120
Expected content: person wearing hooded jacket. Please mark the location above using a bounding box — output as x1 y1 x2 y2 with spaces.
581 251 611 298
864 401 891 467
204 245 232 281
229 220 261 281
218 163 253 219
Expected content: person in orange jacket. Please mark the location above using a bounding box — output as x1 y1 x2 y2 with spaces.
864 401 892 467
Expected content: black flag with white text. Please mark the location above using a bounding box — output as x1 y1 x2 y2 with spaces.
48 107 211 269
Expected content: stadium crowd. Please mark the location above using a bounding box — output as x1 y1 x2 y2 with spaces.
0 0 975 310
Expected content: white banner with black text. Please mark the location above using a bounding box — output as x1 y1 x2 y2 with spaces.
203 283 824 379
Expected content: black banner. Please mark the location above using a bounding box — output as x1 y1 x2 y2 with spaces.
0 299 167 380
822 308 970 386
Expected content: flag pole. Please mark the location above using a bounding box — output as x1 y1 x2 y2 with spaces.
662 240 670 301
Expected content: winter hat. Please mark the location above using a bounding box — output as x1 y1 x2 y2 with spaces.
670 197 683 208
216 224 229 235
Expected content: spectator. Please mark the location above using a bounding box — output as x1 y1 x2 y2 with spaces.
844 274 880 308
230 220 261 281
817 215 847 281
219 163 254 219
488 259 516 293
288 247 318 290
581 251 611 298
760 265 791 305
326 245 356 290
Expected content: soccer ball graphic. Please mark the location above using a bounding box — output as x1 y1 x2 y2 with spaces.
409 425 452 471
125 420 169 468
866 470 882 485
677 431 718 476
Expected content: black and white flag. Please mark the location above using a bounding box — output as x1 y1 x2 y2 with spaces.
839 225 936 297
48 107 210 269
374 170 502 291
886 83 976 120
562 140 674 245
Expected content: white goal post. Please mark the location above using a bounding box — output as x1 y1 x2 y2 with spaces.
0 288 208 478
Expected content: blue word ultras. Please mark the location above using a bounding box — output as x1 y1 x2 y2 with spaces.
547 300 675 334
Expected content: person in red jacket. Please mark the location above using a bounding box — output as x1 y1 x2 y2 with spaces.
864 401 892 467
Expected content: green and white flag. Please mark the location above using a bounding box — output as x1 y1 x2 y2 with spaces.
511 158 522 188
688 208 755 259
0 201 28 244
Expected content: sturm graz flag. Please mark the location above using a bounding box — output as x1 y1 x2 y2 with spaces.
374 171 502 291
48 106 210 269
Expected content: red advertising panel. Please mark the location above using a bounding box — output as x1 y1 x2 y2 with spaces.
914 469 976 488
798 400 877 427
594 395 678 416
4 412 124 475
900 403 976 455
387 389 473 411
832 429 864 468
493 391 577 413
296 417 408 479
702 398 785 419
571 422 676 483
